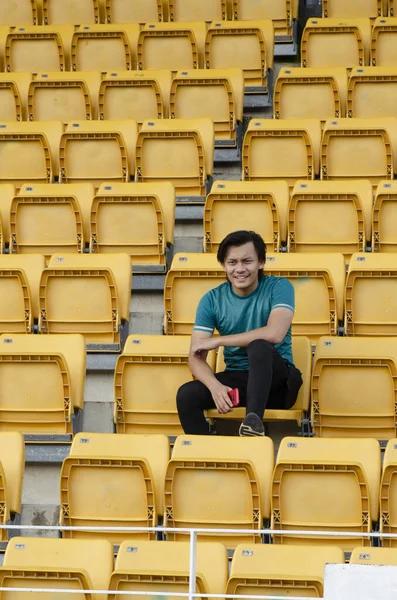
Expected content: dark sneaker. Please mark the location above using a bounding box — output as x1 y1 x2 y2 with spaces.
239 412 265 437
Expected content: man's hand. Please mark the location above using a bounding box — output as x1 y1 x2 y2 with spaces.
191 337 220 356
209 380 233 414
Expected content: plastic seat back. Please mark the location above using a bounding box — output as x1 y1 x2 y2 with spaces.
164 435 274 549
272 437 381 550
312 336 397 441
0 0 37 25
13 183 94 258
60 432 170 546
99 70 172 122
0 73 31 121
288 180 373 259
114 334 216 435
0 333 86 436
348 66 397 118
373 180 397 252
204 180 289 252
6 25 74 72
105 0 164 24
91 182 174 269
0 254 45 333
168 0 227 22
39 253 131 352
71 24 140 71
42 0 100 24
301 18 371 69
371 17 397 66
242 118 322 188
345 252 397 337
274 67 348 120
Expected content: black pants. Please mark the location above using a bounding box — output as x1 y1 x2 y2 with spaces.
177 339 303 435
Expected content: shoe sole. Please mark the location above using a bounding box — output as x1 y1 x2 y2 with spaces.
239 423 265 437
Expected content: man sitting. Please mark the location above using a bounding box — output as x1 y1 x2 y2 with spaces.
176 230 303 436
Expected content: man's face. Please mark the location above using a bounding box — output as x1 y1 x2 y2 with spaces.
222 241 264 296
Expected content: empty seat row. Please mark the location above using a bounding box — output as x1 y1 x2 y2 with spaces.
0 253 131 351
206 179 397 257
0 182 175 267
0 0 297 35
0 69 244 149
242 117 397 189
54 433 397 551
302 17 397 68
117 333 397 443
6 536 397 600
274 66 397 120
164 251 397 342
2 178 397 267
0 22 274 92
0 119 214 199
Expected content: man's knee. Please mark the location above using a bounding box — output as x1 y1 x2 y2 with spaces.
247 338 273 361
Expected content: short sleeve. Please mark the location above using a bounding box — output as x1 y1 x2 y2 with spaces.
193 292 216 334
270 278 295 314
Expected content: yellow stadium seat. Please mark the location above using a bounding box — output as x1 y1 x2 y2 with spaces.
98 70 172 123
227 544 345 598
0 73 31 122
60 432 170 546
301 18 371 69
42 0 100 25
345 253 397 337
28 71 102 122
135 119 214 199
242 118 322 187
110 540 228 599
231 0 297 41
390 0 397 15
164 434 274 548
288 180 373 259
10 183 94 258
71 24 140 71
373 180 397 252
272 437 381 550
0 433 24 542
380 439 397 547
39 253 131 352
0 1 38 25
164 252 345 340
170 68 244 148
274 67 348 120
90 182 174 269
137 22 207 72
114 334 216 436
351 546 397 564
105 0 164 23
264 253 346 342
167 0 227 22
347 67 397 118
164 252 225 335
0 333 86 437
204 180 289 253
59 120 138 187
0 121 62 187
206 336 312 427
321 117 397 187
1 537 113 600
0 184 16 252
371 17 397 66
322 0 383 19
0 255 45 334
312 336 397 441
205 20 274 93
5 25 75 72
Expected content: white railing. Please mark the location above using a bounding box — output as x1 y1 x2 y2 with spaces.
1 524 395 600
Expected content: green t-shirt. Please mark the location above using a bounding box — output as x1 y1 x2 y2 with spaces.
193 275 295 370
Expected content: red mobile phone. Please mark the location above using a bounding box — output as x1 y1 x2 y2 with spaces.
228 388 240 407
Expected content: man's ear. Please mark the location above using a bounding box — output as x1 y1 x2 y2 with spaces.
258 261 265 270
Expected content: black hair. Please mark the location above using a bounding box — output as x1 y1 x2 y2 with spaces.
217 230 267 280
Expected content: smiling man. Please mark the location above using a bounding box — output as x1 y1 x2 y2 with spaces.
176 230 303 436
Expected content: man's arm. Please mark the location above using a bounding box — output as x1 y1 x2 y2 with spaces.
191 307 293 355
189 330 233 414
